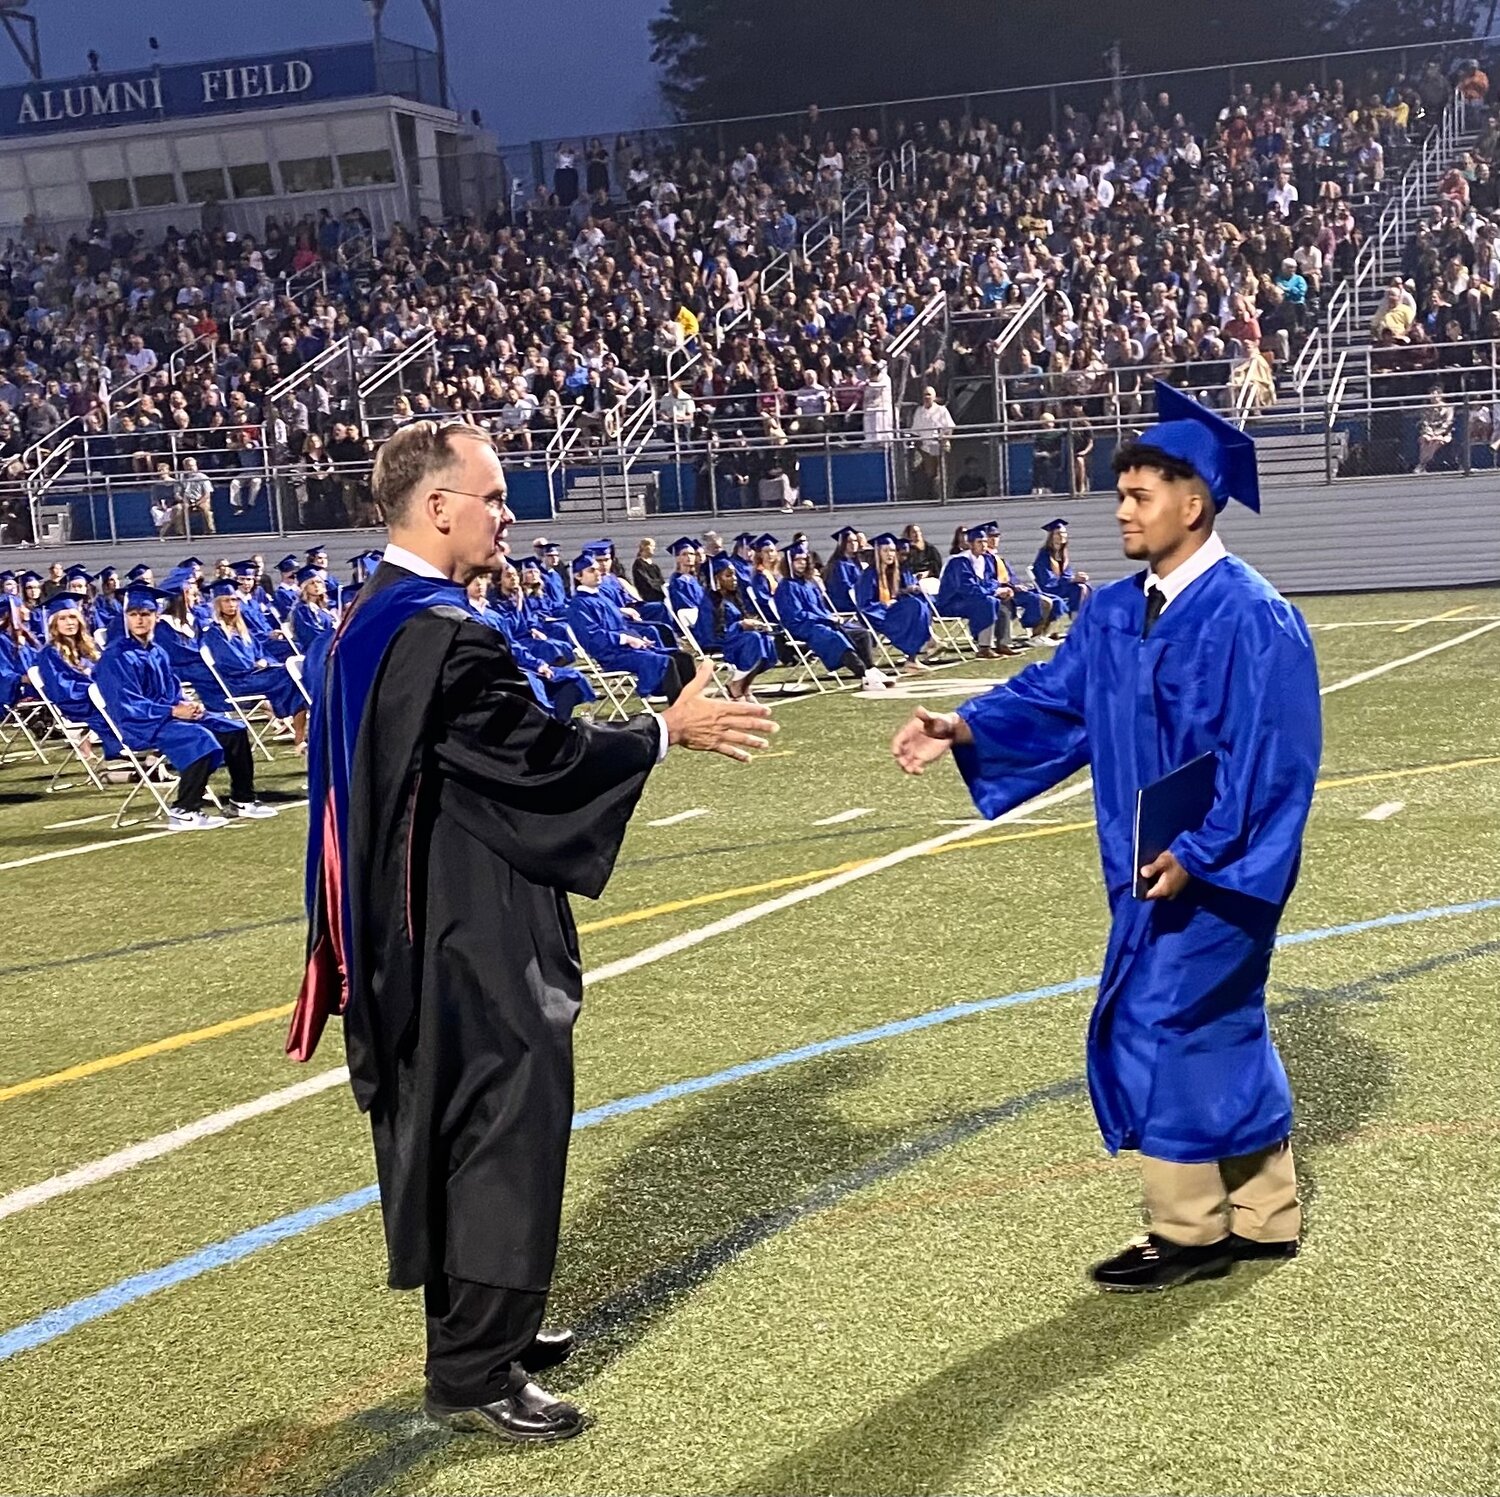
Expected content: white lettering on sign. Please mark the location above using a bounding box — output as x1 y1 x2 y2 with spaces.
16 73 162 127
200 60 313 105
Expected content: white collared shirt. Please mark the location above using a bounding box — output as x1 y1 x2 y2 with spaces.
380 544 669 760
1145 532 1228 616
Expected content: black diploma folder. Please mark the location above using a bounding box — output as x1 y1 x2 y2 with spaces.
1132 752 1217 898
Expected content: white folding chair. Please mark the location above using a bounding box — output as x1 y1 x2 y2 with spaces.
749 588 837 695
562 624 639 722
663 598 737 691
197 644 277 762
920 576 977 661
86 683 180 828
25 666 108 793
284 653 314 706
0 688 52 765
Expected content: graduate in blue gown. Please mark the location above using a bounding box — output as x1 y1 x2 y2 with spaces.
824 527 864 614
232 560 295 661
588 541 676 646
728 533 758 587
855 533 937 669
664 537 708 621
935 525 1013 656
538 543 569 611
1032 518 1092 615
95 584 276 829
745 536 780 617
984 524 1059 640
468 574 596 722
202 579 308 742
93 568 125 643
154 571 232 711
510 559 574 652
0 594 39 708
272 555 301 619
697 555 779 698
893 383 1321 1292
566 553 696 703
290 568 337 653
36 592 123 756
775 544 888 690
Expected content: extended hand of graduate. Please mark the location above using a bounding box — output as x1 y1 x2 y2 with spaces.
662 662 778 762
891 707 972 775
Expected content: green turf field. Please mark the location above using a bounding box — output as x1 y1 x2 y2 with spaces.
1 585 1498 1497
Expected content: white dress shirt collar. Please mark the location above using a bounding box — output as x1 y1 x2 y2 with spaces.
1146 531 1227 613
381 542 449 581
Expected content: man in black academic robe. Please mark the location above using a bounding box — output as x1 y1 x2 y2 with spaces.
289 419 773 1442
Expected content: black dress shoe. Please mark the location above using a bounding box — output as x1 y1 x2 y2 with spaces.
520 1326 575 1374
424 1380 587 1442
1229 1233 1299 1261
1090 1233 1236 1293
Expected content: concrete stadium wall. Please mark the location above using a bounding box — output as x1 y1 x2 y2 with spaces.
14 474 1500 597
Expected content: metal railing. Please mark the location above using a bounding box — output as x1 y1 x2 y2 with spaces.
355 328 438 420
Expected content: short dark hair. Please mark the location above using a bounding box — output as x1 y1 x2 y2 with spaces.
1111 441 1201 487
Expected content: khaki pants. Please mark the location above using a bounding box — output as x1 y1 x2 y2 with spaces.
1140 1140 1299 1247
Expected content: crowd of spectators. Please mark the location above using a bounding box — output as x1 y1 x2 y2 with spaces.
0 52 1484 545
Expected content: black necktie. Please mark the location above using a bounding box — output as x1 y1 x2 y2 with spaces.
1142 585 1165 640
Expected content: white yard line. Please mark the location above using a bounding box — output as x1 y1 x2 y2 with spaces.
646 808 711 828
0 1069 348 1223
1362 801 1406 822
41 812 114 831
1312 615 1500 630
812 807 874 826
3 626 1494 1221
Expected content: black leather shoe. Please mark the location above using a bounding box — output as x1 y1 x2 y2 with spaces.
520 1326 575 1374
423 1380 587 1442
1229 1233 1299 1261
1090 1233 1236 1292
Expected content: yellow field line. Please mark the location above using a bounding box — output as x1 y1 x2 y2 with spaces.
1393 604 1475 635
7 750 1498 1106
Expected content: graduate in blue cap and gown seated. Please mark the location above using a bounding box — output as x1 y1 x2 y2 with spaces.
893 381 1321 1292
775 544 892 691
538 542 570 611
95 585 278 830
493 563 575 666
984 524 1060 644
698 554 779 698
272 555 302 618
588 542 677 647
512 559 575 650
664 537 708 620
467 573 597 723
824 528 864 614
203 579 308 746
36 592 124 757
935 525 1019 658
93 568 125 644
290 568 337 653
0 593 39 707
746 535 782 616
728 533 758 587
154 570 233 711
18 572 43 632
566 553 697 703
856 533 938 671
232 561 294 661
1032 518 1092 616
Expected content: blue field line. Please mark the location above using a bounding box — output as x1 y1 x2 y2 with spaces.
1 894 1496 1368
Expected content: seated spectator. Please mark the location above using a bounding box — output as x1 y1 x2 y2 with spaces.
174 458 215 536
94 583 276 830
1415 382 1454 473
953 455 988 499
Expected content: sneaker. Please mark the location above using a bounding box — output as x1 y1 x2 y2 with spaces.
229 800 278 820
859 675 890 694
864 669 893 686
167 808 230 831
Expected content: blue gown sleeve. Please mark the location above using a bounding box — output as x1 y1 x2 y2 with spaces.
952 614 1093 819
1170 611 1321 906
95 647 174 737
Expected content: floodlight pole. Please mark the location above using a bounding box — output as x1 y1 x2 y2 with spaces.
419 0 451 111
0 2 41 81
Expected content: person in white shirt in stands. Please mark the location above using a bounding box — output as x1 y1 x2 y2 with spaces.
1265 167 1298 219
792 370 830 435
862 359 894 447
122 334 158 378
497 382 538 459
910 386 956 501
656 379 696 446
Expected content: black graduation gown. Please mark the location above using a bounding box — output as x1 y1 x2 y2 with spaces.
293 566 659 1293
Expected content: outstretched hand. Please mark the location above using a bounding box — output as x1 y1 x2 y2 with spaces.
891 706 971 775
661 661 778 763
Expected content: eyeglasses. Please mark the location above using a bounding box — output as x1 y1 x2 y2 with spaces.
437 486 510 507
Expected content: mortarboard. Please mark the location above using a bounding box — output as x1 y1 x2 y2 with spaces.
1134 381 1261 512
305 545 327 560
231 559 259 577
159 567 194 595
706 553 734 575
126 563 151 580
518 555 541 571
542 541 561 555
895 536 912 550
206 578 239 599
831 526 857 541
570 552 597 574
0 571 14 587
1042 518 1069 532
178 556 202 569
963 524 989 542
276 554 299 573
122 584 169 611
63 564 92 580
753 533 779 549
870 532 900 547
732 532 756 548
666 537 700 555
295 565 322 584
18 571 40 585
783 542 808 558
98 566 118 581
984 522 1001 537
42 591 85 617
338 583 361 607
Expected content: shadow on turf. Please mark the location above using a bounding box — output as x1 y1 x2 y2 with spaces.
88 940 1494 1497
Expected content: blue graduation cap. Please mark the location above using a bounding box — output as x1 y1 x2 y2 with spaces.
541 540 562 555
870 532 900 547
126 564 152 581
231 559 259 577
98 566 119 581
963 524 989 542
178 556 203 569
783 542 808 558
43 591 85 617
895 535 912 550
18 570 40 585
305 546 327 559
518 555 542 571
585 538 614 554
570 552 597 574
706 553 734 575
159 566 194 595
338 583 361 607
122 584 169 611
295 565 322 584
666 536 700 555
753 533 779 549
275 554 299 573
984 522 1000 537
831 526 857 541
1042 517 1069 532
732 531 756 548
63 564 92 581
1135 381 1261 513
206 578 239 599
0 571 13 586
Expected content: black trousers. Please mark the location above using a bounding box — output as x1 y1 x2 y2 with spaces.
175 727 254 811
660 648 697 705
423 1275 548 1406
